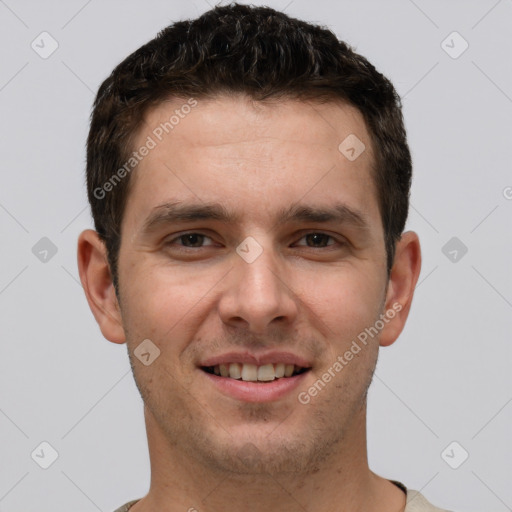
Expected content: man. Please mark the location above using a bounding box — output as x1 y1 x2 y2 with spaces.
77 3 449 511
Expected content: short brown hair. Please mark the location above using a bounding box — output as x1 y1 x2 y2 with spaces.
86 2 412 293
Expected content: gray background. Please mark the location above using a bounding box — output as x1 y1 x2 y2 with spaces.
1 0 511 511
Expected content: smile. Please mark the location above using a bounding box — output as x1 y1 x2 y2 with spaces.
202 363 310 382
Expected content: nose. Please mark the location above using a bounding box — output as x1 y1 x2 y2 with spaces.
217 242 299 334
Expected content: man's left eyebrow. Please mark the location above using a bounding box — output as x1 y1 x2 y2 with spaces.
276 203 370 230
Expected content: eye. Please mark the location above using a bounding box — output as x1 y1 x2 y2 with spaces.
166 232 215 248
294 232 339 248
164 231 343 250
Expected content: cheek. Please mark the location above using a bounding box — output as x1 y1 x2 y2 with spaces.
301 266 383 342
120 269 207 394
119 261 222 346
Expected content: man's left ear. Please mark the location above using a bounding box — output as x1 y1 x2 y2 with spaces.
379 231 422 347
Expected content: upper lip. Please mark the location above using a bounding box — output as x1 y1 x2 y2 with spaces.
199 351 313 368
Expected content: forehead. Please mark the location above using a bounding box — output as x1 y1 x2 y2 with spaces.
123 93 379 232
137 93 370 154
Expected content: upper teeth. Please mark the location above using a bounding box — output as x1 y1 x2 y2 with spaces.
212 363 301 381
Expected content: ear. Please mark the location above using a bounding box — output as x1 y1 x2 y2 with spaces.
379 231 421 347
77 229 126 344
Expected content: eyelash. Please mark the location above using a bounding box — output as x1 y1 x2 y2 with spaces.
165 231 344 249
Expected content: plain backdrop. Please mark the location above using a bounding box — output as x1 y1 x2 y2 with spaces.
1 1 511 511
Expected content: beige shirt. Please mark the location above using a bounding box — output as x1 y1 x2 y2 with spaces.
113 480 453 511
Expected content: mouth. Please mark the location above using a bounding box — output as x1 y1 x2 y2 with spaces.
201 363 311 382
198 352 314 402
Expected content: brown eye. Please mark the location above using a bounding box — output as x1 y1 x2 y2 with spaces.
180 234 205 247
296 233 336 248
166 233 215 247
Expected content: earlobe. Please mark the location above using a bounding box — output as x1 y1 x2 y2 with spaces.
77 229 126 344
379 231 422 347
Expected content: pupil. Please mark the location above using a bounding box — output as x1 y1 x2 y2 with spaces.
183 234 203 247
307 233 327 247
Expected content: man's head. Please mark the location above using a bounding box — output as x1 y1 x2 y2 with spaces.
78 3 420 481
85 3 412 295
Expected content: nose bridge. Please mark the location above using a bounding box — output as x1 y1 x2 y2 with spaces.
218 235 297 332
240 241 281 294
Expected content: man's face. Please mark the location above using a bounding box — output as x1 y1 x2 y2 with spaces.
116 94 391 474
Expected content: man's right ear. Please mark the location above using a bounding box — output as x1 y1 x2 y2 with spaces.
77 229 126 344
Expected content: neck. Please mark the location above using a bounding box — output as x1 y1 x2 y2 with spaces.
133 406 405 512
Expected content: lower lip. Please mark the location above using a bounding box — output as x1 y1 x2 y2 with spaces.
200 369 310 403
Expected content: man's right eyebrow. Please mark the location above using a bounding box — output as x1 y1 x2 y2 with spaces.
140 201 238 234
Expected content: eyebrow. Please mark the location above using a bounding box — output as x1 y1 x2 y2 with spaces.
140 200 370 234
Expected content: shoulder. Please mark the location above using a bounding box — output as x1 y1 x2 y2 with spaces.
390 480 453 512
406 489 454 512
113 491 454 512
112 500 140 512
